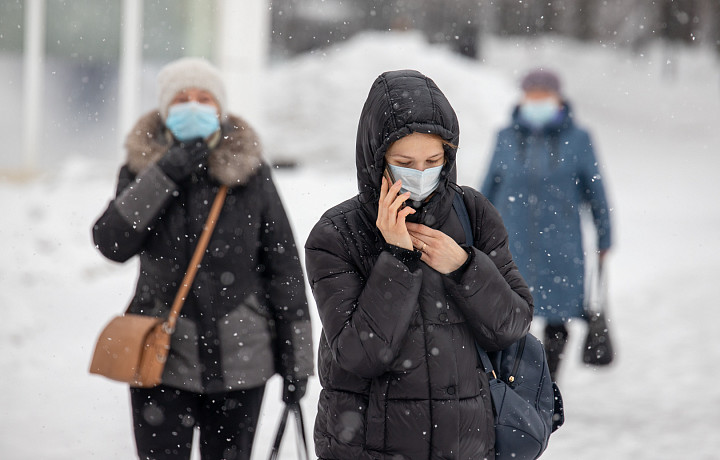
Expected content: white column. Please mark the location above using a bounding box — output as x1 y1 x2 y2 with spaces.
22 0 46 171
186 0 212 57
215 0 269 125
118 0 143 158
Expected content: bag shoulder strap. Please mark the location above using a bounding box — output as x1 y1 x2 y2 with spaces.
164 185 228 333
584 257 609 316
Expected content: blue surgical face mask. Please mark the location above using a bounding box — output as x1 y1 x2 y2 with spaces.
519 99 559 129
165 101 220 141
387 163 444 202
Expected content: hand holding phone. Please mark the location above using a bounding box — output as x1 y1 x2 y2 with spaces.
377 168 414 250
383 167 406 209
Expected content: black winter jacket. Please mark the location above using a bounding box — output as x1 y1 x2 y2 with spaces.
305 70 533 459
93 111 313 394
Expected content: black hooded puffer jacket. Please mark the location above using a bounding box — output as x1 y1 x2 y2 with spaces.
305 70 533 459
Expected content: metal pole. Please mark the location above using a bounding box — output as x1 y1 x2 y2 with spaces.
118 0 143 159
22 0 46 172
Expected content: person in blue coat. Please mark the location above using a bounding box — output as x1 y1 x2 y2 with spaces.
481 68 612 380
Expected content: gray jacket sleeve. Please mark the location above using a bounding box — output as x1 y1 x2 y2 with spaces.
92 164 178 262
255 165 314 380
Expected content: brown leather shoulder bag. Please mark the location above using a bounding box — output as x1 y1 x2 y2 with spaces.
89 185 228 387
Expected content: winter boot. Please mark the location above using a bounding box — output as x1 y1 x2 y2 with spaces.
544 323 569 382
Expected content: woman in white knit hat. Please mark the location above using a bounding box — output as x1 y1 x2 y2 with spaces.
92 57 313 460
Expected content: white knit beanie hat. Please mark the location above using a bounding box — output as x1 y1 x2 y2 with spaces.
157 57 227 120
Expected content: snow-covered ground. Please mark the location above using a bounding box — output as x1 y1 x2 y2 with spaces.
2 32 720 459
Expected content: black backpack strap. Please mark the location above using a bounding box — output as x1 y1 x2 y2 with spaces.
454 190 499 382
452 190 474 246
475 342 497 380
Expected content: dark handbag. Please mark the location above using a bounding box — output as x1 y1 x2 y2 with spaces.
89 185 228 387
268 402 310 460
582 260 615 366
453 191 563 459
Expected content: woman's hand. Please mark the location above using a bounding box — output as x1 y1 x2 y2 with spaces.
406 222 469 274
377 177 416 250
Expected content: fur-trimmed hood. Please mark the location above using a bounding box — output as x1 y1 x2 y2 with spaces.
124 110 263 187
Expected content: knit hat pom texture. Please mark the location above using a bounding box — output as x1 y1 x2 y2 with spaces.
157 57 227 119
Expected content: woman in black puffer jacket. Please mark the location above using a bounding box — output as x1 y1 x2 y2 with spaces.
305 69 533 460
92 58 313 460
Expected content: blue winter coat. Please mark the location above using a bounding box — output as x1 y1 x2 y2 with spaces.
481 103 612 322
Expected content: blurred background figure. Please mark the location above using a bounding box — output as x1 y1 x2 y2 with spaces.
480 68 612 381
92 57 313 460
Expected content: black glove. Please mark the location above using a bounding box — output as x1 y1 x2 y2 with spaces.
156 137 210 184
282 377 307 405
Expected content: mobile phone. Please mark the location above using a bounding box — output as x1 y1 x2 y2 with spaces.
383 165 396 185
383 166 407 208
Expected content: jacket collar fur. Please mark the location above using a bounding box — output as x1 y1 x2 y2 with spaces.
124 110 263 187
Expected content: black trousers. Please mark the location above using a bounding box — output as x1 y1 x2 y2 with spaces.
130 384 265 460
